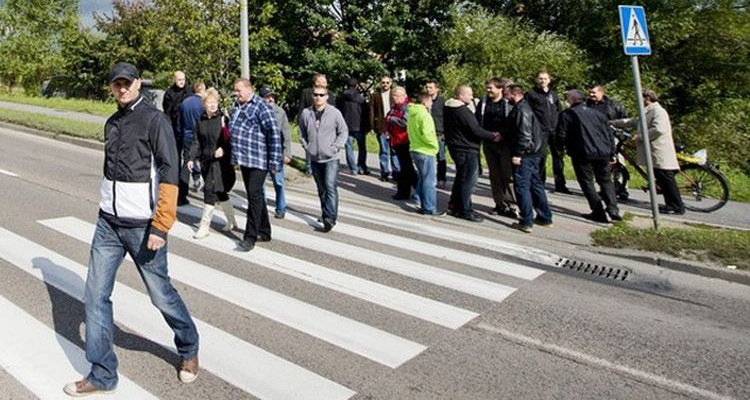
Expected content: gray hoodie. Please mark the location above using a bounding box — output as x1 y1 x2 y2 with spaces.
298 105 349 163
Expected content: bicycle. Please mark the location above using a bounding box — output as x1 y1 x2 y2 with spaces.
611 129 730 212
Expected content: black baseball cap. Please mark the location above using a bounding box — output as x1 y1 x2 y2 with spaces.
108 62 140 84
258 86 275 98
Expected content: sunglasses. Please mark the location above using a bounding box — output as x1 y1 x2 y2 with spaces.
381 81 391 85
313 93 327 97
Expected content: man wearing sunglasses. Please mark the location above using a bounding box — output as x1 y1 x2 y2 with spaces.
299 87 349 232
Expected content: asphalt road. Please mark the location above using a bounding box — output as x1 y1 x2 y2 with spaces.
0 126 748 400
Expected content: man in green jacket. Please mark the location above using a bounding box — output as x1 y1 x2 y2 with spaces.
408 92 442 215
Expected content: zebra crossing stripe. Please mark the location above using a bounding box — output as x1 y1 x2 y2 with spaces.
0 228 357 400
164 218 481 329
280 208 542 280
0 294 158 399
265 192 560 266
41 216 429 369
180 205 517 302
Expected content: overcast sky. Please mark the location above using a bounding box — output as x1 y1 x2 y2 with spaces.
80 0 114 27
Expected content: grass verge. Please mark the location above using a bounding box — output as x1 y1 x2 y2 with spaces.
0 92 114 116
591 219 750 270
0 108 103 141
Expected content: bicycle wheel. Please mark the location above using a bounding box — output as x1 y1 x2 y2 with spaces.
675 164 730 212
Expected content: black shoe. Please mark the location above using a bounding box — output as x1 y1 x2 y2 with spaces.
379 176 389 182
608 212 623 221
659 205 685 215
177 198 190 206
257 234 271 242
458 213 484 223
359 170 370 175
533 218 554 227
237 240 254 252
274 210 285 219
418 209 446 216
391 194 410 201
322 219 336 232
582 212 610 223
554 186 573 194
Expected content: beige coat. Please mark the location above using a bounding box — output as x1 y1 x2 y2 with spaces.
612 102 679 170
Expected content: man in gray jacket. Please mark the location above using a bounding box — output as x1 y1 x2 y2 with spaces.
299 86 349 232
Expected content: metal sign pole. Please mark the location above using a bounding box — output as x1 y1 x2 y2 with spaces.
630 56 660 229
240 0 249 79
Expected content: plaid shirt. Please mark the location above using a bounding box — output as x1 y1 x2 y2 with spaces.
229 94 282 171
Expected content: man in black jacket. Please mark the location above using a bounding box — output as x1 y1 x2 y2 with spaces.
338 77 367 174
476 77 517 218
444 85 499 222
506 84 553 233
526 70 568 193
557 90 621 223
587 85 629 120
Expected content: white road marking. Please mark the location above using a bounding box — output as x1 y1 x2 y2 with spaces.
264 192 561 267
0 228 356 400
282 207 543 280
475 323 735 400
0 168 19 177
180 205 516 302
166 216 479 329
41 216 428 369
0 294 158 399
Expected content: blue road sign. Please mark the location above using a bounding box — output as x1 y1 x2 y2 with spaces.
619 5 651 56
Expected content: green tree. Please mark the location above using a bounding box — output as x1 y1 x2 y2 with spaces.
437 7 590 94
0 0 80 93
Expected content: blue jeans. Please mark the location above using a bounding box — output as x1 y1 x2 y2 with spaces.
268 165 286 213
85 217 199 390
513 156 552 226
447 149 479 216
377 133 400 179
311 159 339 223
345 131 367 173
412 151 437 213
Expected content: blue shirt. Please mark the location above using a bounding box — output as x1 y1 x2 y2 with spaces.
177 95 204 143
229 94 282 171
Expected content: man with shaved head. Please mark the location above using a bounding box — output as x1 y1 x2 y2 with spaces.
556 89 620 223
444 84 500 222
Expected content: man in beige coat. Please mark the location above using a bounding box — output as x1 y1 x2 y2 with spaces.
612 89 685 214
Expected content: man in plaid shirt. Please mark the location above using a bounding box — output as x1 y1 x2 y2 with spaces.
230 78 283 251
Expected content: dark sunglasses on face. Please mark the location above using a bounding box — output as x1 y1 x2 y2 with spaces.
313 93 327 97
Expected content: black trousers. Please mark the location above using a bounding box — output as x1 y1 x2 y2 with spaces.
572 158 619 216
393 143 417 198
540 131 566 189
240 167 271 242
654 168 685 212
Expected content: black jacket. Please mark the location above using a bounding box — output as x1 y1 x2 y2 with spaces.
586 95 629 120
556 103 614 161
100 95 179 238
337 88 365 131
189 113 236 195
444 98 495 154
429 95 445 133
476 96 513 139
507 98 545 158
162 84 193 128
525 87 562 133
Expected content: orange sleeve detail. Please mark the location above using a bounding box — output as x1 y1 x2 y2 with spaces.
151 183 178 235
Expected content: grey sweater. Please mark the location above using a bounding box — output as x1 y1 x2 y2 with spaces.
298 105 349 163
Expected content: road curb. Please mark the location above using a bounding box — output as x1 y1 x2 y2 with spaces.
0 121 104 151
591 247 750 286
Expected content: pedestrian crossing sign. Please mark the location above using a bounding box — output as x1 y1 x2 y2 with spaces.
619 5 651 56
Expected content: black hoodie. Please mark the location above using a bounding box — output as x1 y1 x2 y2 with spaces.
443 98 495 154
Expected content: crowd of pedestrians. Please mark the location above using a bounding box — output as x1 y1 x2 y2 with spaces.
64 60 686 396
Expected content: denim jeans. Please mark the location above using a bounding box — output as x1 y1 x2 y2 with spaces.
345 131 367 174
311 159 339 223
268 165 286 213
447 149 479 216
513 155 552 226
411 151 437 213
84 217 199 390
377 133 400 179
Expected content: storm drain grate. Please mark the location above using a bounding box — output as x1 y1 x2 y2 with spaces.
555 258 630 281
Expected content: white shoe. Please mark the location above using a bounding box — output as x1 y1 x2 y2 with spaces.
193 205 214 239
